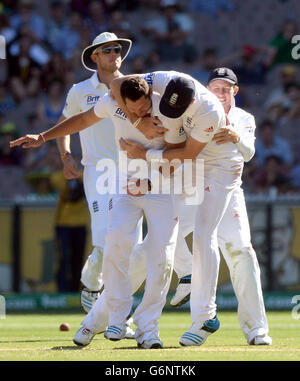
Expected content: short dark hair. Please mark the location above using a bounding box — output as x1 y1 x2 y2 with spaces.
120 77 150 102
260 119 273 130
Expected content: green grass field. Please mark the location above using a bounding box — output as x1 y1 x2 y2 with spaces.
0 311 299 361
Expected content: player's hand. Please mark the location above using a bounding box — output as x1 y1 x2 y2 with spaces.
125 178 150 197
137 116 168 139
62 154 81 179
9 134 44 149
212 127 240 145
119 138 146 160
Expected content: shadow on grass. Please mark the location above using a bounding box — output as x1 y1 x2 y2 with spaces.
113 346 180 350
0 339 71 343
51 346 83 350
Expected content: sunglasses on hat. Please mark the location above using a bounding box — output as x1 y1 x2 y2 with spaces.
93 45 122 55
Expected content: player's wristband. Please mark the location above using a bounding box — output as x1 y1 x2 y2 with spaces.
39 133 46 143
61 151 72 162
132 117 142 129
146 149 164 162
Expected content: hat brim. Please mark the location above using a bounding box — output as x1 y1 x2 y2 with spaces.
159 99 188 119
208 78 237 85
81 39 132 72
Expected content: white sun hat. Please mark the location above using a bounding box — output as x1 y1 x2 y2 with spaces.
81 32 132 72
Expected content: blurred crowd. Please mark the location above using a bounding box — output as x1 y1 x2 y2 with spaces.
0 0 300 199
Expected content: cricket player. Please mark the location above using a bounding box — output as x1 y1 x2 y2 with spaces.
206 68 272 345
9 77 191 349
154 68 272 345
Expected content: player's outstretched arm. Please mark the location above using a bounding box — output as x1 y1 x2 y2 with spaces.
55 115 81 179
10 108 102 149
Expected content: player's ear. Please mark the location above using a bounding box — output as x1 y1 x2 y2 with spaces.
90 54 98 64
233 85 239 96
190 98 195 105
149 88 153 97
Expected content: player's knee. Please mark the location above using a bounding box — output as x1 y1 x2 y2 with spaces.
105 228 135 252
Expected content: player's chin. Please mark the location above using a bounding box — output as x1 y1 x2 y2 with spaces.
111 59 121 68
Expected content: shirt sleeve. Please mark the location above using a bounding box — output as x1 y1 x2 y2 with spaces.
190 108 225 143
235 114 256 162
93 93 115 119
142 71 177 95
62 85 81 118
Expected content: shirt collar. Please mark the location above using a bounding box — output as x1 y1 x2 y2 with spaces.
90 72 107 90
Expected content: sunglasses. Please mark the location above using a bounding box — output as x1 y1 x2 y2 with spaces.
97 45 122 55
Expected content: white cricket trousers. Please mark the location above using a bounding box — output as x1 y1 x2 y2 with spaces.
190 167 241 326
80 165 110 291
217 187 269 343
191 166 269 341
102 192 179 343
81 195 192 335
80 161 193 291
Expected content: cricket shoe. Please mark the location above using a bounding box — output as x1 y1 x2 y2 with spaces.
137 337 163 349
124 318 135 339
73 326 96 347
104 324 127 341
80 287 101 314
179 315 220 346
250 334 272 345
170 274 191 307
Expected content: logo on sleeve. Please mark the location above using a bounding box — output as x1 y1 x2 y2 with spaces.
85 94 100 105
143 72 154 86
183 117 194 131
178 126 185 135
114 107 127 120
204 126 214 133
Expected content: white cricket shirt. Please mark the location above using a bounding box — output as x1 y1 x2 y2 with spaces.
62 72 117 166
93 92 184 183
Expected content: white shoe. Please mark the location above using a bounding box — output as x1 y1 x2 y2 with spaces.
73 326 96 347
170 275 191 307
180 315 220 346
81 288 101 313
250 334 272 345
125 323 135 339
138 337 163 349
104 324 127 341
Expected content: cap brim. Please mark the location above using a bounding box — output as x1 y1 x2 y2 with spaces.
159 99 187 119
208 77 237 85
81 39 132 72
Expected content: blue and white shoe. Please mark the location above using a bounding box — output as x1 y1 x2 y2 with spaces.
137 337 163 349
104 324 127 341
81 288 101 314
179 315 220 346
170 275 191 307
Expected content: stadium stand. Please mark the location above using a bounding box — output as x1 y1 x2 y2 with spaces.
0 0 300 197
